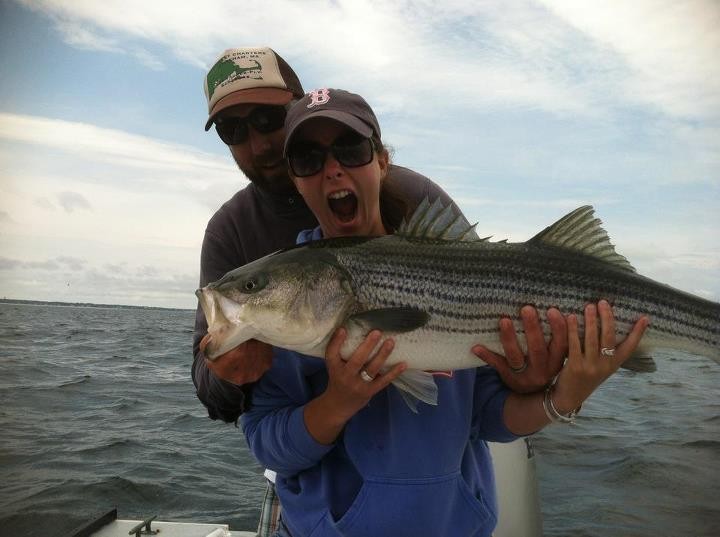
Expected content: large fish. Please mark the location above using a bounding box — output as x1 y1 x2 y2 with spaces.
196 200 719 408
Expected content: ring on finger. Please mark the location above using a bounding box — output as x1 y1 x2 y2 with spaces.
510 361 528 374
360 369 375 382
600 347 615 357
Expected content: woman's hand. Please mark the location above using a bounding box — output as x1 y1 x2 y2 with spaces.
550 300 649 414
304 328 406 445
503 300 649 435
473 306 568 394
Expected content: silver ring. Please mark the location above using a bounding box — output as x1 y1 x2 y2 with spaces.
360 370 375 382
600 347 615 357
510 361 528 374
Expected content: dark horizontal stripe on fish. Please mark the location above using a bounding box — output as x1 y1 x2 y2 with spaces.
357 280 716 344
346 263 718 335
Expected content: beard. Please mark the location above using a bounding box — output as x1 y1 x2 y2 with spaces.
237 160 296 196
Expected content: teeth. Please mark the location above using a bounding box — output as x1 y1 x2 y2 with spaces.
328 190 352 200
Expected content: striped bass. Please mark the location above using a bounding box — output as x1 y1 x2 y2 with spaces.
196 200 719 407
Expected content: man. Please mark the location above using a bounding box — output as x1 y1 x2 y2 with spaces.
192 46 566 534
193 46 566 420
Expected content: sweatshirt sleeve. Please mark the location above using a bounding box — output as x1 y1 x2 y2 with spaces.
241 353 334 476
471 366 519 443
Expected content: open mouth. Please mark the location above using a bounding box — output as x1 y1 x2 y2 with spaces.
327 190 358 223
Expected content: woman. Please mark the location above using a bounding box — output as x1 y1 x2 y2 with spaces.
241 89 649 537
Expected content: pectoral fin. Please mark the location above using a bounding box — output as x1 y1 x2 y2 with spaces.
620 352 657 373
391 369 439 412
347 307 430 333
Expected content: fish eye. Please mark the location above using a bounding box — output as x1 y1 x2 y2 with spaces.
241 273 268 294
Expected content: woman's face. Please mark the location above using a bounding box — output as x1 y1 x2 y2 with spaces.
289 118 389 238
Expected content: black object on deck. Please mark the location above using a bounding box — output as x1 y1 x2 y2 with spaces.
66 508 118 537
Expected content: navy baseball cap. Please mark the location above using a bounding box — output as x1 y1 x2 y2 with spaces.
283 88 381 155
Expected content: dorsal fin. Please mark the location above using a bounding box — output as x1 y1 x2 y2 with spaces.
398 197 480 241
529 206 636 272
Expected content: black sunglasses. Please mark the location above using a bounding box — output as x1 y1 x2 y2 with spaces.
287 133 376 177
214 105 287 145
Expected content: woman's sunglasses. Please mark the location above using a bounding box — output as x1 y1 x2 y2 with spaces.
287 133 376 177
214 105 287 145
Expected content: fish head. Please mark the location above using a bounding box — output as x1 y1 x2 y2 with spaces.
197 246 355 359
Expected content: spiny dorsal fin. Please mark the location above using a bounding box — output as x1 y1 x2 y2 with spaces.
398 197 480 241
529 206 636 272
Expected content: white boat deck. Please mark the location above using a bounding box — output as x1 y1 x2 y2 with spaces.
91 519 255 537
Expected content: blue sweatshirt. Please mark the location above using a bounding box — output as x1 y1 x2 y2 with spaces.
241 228 518 537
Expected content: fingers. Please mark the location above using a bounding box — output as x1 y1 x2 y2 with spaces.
363 338 396 379
329 329 400 385
200 333 211 354
521 306 548 367
472 345 503 369
497 316 526 371
567 313 581 360
583 304 599 359
598 300 616 352
325 327 347 366
546 308 568 373
615 316 650 366
372 362 407 391
346 330 383 374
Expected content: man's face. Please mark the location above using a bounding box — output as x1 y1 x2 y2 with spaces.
214 104 295 195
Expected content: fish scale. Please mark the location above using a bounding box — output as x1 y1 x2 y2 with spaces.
334 236 718 353
198 201 720 407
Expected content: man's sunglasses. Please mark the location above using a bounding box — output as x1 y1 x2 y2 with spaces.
287 134 376 177
214 105 287 145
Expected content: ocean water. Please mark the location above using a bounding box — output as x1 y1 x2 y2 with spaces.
0 302 718 537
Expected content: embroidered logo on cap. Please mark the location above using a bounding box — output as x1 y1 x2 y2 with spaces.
307 88 331 108
206 58 262 100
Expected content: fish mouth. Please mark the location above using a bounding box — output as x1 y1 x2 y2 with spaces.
196 287 254 359
327 189 358 224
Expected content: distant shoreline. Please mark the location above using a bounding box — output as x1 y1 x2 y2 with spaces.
0 298 193 312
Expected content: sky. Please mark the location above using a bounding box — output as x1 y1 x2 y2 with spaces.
0 0 718 309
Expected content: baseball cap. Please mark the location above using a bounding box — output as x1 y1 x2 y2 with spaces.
204 47 304 131
283 88 382 154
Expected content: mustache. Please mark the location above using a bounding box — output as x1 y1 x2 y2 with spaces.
254 154 286 168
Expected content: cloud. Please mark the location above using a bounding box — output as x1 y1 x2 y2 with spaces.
537 0 720 119
132 48 165 70
56 256 86 271
104 262 128 274
0 257 22 270
57 191 91 213
0 113 230 175
34 197 57 211
15 0 720 120
0 255 86 271
0 256 59 270
54 19 122 52
0 113 241 208
0 253 199 307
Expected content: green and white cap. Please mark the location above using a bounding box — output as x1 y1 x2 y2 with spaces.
203 47 304 131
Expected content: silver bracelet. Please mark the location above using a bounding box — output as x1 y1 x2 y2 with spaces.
543 379 581 425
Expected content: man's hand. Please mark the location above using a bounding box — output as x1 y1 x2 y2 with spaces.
473 306 567 393
200 335 273 385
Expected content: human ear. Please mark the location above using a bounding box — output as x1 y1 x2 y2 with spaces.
377 149 389 177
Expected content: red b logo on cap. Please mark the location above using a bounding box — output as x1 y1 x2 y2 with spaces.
307 88 330 108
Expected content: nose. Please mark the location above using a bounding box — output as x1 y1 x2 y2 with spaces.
323 152 343 179
248 128 272 156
